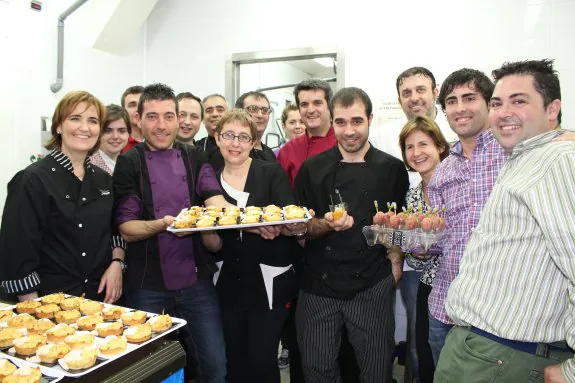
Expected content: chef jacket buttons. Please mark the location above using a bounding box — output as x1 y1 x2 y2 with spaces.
51 168 56 171
321 273 327 280
81 252 86 257
78 223 83 228
82 197 86 201
362 190 368 196
325 246 331 251
84 279 88 283
354 272 361 278
65 195 70 199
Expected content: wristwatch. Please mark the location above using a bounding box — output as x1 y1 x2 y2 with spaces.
111 258 127 272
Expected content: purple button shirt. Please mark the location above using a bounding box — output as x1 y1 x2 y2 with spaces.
116 149 221 291
428 130 507 324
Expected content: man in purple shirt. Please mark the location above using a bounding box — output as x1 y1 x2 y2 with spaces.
113 83 228 383
426 69 504 364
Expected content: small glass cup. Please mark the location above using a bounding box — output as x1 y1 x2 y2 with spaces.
329 202 348 221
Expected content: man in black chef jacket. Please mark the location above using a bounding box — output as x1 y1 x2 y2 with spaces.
294 87 409 383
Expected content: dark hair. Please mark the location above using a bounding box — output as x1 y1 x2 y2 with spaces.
176 92 203 119
492 59 561 124
215 108 257 139
45 90 106 156
438 68 494 112
137 83 178 117
399 116 450 171
121 85 144 108
234 91 270 109
396 67 436 96
105 104 131 134
294 79 333 107
281 103 299 126
202 93 227 104
330 87 372 117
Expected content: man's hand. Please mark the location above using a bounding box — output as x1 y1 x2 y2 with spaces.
544 364 566 383
553 130 575 142
324 211 354 232
162 215 174 227
98 262 123 303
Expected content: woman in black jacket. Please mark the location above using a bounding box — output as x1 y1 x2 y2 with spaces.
202 109 305 383
0 91 126 303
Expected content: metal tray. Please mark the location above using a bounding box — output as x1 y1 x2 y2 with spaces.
0 298 187 378
167 207 311 233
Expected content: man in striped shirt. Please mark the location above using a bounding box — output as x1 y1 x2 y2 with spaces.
438 59 575 382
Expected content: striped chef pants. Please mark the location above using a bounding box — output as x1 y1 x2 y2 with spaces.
296 275 395 383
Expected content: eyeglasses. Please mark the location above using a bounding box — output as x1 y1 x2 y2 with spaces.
245 105 271 115
220 131 252 143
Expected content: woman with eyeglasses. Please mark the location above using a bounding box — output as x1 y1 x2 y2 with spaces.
201 109 305 383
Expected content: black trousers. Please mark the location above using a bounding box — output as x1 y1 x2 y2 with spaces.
415 282 435 383
220 304 288 383
296 276 395 383
282 298 360 383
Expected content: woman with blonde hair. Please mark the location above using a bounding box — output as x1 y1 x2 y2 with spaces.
0 91 126 303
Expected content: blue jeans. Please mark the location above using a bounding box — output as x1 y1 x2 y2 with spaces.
428 315 453 366
399 270 421 382
127 279 227 383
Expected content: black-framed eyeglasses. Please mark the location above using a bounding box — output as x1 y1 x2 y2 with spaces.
220 131 253 143
245 105 271 115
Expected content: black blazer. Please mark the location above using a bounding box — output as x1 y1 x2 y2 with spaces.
214 159 300 310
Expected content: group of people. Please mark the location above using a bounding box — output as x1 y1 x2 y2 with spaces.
0 58 574 383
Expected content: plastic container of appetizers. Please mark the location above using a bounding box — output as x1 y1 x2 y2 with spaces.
362 225 445 254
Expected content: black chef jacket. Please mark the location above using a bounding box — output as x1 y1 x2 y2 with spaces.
0 151 125 297
294 145 409 299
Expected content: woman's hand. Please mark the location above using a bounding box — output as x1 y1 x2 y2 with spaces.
98 262 123 303
386 245 404 265
243 225 282 240
412 252 432 260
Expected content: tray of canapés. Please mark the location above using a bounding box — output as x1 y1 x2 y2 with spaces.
0 293 186 378
362 203 447 253
167 204 311 233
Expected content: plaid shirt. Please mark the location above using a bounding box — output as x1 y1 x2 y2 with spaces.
428 129 507 324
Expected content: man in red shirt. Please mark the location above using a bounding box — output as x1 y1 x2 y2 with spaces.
278 79 337 187
120 85 144 153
